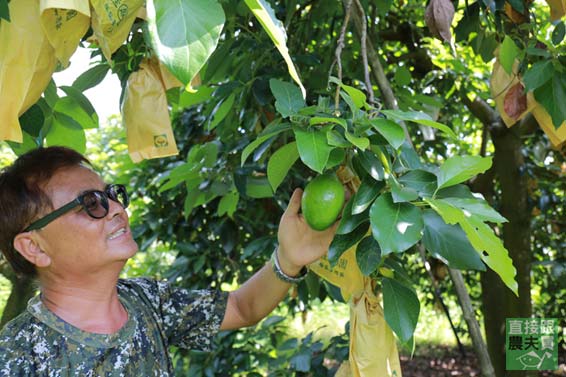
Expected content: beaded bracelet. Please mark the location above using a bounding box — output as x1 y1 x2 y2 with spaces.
270 247 308 284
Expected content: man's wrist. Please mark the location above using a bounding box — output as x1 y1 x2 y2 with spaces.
270 247 308 284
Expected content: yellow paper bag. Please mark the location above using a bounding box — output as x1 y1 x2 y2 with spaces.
40 0 90 67
90 0 144 62
490 59 535 128
309 245 364 302
0 0 57 143
545 0 566 21
349 279 403 377
122 58 179 162
156 60 183 91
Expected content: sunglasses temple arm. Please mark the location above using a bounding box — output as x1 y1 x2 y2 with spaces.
24 199 82 231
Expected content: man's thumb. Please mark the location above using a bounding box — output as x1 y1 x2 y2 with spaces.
284 188 303 215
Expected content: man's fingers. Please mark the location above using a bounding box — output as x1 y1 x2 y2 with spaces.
284 188 303 215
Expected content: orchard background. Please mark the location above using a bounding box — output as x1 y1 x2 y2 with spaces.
1 0 566 376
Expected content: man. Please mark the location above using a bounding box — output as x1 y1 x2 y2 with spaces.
0 146 337 376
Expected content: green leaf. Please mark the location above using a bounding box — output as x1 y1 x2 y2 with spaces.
43 80 59 108
437 155 492 190
246 176 274 198
241 121 291 165
7 132 38 156
290 351 311 372
269 79 306 118
394 66 412 86
326 129 350 147
294 127 333 174
356 236 381 276
356 150 385 181
147 0 225 87
209 93 235 130
344 131 369 150
217 191 239 218
328 223 369 267
389 177 419 203
188 142 219 168
179 86 215 108
398 170 437 198
0 0 10 22
522 60 554 92
19 104 45 138
437 184 475 199
500 36 520 75
422 210 486 270
326 148 345 169
55 87 99 129
369 118 405 149
45 114 86 154
72 64 109 92
158 164 200 193
381 110 457 139
245 0 306 98
441 197 508 223
267 142 299 191
552 22 566 46
351 179 385 215
183 188 203 216
382 278 420 343
507 0 524 13
337 198 369 235
329 77 369 109
426 198 518 295
370 193 424 255
534 71 566 129
310 116 347 128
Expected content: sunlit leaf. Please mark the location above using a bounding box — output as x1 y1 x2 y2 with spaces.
267 142 299 191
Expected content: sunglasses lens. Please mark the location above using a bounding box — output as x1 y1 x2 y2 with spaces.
83 192 108 218
108 185 129 209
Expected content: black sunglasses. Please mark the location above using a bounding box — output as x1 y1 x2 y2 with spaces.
24 184 129 232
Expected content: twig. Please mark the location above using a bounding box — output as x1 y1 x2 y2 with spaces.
345 0 412 145
353 0 375 104
448 268 496 377
333 0 353 113
418 244 466 358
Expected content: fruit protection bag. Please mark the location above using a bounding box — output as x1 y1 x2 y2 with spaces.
311 250 402 377
490 59 535 128
90 0 144 61
348 279 402 377
0 0 57 143
309 245 364 302
122 58 179 162
40 0 90 67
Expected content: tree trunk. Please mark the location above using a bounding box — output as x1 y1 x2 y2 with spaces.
483 125 533 377
463 97 535 377
0 271 36 329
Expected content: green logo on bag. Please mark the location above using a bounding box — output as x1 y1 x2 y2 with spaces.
154 134 168 148
506 318 558 371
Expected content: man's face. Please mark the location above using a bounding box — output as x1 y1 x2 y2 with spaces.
33 165 138 278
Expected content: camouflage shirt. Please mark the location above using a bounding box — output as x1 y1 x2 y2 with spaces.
0 278 228 376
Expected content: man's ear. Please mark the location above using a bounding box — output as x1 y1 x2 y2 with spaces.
13 233 51 268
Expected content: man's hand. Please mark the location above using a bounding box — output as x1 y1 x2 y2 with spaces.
276 188 339 276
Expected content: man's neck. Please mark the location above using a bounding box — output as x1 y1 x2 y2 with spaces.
39 271 128 334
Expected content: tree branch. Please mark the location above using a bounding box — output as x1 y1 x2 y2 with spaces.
344 0 412 144
448 268 496 377
333 0 353 112
352 0 374 104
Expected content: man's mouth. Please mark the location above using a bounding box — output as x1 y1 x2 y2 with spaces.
108 227 127 240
